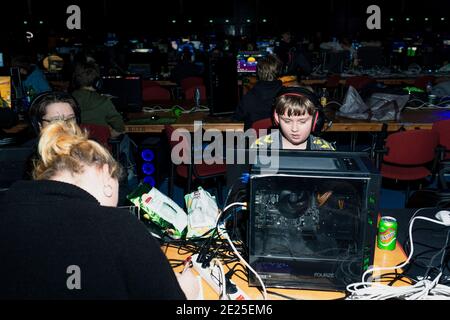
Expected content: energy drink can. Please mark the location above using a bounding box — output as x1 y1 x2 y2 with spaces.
377 217 397 251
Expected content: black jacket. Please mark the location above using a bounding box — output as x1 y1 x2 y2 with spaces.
234 80 283 130
0 180 186 300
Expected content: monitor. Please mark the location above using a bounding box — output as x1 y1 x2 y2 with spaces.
0 53 3 68
236 51 266 74
128 63 152 78
0 76 12 108
392 41 406 53
101 75 142 113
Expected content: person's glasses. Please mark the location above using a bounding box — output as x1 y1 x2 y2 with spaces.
41 115 76 123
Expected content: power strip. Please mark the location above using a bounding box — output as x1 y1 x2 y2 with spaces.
190 254 250 300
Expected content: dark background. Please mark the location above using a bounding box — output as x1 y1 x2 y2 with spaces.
1 0 449 38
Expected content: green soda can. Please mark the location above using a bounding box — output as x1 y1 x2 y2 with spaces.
377 217 397 251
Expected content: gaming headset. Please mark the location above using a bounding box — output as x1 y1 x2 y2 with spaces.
274 86 326 134
29 91 81 134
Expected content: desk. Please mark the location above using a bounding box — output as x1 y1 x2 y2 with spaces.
163 241 407 300
125 108 450 134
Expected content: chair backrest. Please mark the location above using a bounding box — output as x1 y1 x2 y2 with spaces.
180 77 204 91
80 123 112 150
0 146 34 188
432 119 450 160
384 129 439 165
142 85 171 101
184 84 207 101
345 76 375 91
251 118 273 138
164 124 190 161
326 74 341 88
414 75 435 90
142 80 161 89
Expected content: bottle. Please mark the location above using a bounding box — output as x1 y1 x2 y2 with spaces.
426 81 433 95
320 88 328 108
194 87 201 108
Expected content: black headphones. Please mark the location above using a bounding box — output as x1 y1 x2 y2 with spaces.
29 91 81 134
275 86 326 134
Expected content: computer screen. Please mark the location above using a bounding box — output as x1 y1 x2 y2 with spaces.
407 47 418 57
101 75 142 113
128 63 152 78
0 53 3 68
0 76 12 108
392 41 406 53
236 51 266 74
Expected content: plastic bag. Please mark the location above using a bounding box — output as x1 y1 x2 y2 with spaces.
184 187 220 239
128 183 187 239
337 86 409 121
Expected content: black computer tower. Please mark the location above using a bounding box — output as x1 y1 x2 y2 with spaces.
207 55 239 115
248 151 380 291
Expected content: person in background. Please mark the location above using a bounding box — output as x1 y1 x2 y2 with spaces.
71 61 125 138
234 54 283 130
170 48 202 85
0 120 197 299
274 31 296 73
11 55 52 96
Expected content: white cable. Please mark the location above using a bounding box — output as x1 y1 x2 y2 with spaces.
217 222 268 301
361 215 449 283
215 202 247 227
346 211 450 300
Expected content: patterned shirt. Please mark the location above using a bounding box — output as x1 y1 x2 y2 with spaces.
251 130 335 150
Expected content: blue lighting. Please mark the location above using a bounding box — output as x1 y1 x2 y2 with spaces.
143 176 156 187
141 149 155 162
142 163 155 175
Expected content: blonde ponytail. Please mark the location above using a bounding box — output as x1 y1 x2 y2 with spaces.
33 121 122 181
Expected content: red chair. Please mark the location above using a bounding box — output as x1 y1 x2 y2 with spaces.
432 119 450 161
80 123 112 150
325 74 342 98
164 124 226 204
180 77 204 91
184 84 207 101
142 85 171 101
378 129 439 203
414 75 436 91
345 76 375 91
251 118 274 138
142 80 161 89
432 119 450 190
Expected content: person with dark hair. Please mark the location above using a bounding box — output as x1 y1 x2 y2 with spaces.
170 48 202 85
28 91 81 135
274 31 296 73
0 121 196 299
71 62 125 137
11 55 51 96
234 54 283 130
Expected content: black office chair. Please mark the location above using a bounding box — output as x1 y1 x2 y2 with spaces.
0 146 34 191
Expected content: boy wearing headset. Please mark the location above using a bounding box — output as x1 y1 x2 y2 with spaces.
253 86 335 150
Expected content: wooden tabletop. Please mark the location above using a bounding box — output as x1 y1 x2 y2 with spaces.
125 108 450 134
163 239 407 300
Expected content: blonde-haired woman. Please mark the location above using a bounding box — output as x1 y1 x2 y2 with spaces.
0 121 190 299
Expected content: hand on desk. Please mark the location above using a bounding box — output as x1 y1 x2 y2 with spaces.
176 269 202 300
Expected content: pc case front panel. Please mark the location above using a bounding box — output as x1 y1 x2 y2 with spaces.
248 174 376 291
